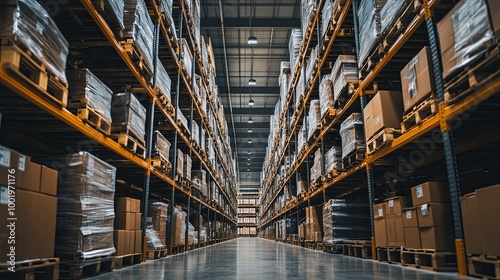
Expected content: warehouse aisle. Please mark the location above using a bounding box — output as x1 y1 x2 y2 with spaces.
89 238 467 280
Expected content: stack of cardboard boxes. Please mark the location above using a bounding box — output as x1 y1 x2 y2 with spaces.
373 196 407 247
115 197 143 255
149 202 168 248
0 145 58 263
172 206 187 246
305 206 323 242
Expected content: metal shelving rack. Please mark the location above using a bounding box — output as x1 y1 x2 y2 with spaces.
0 0 238 257
237 194 259 237
257 0 500 276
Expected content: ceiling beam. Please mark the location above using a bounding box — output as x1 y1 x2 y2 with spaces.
219 86 280 95
233 122 270 129
225 107 274 115
201 18 300 28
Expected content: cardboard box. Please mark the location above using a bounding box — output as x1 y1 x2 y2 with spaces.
404 227 421 249
363 90 403 140
385 196 408 215
400 47 435 113
15 161 41 193
417 203 453 228
126 230 134 255
298 223 306 239
0 188 57 262
135 230 143 253
374 217 388 247
0 147 30 186
135 213 142 230
40 166 58 196
460 193 482 255
116 197 134 213
419 226 455 251
314 231 322 242
411 182 450 206
114 230 127 256
476 184 500 256
386 214 405 247
133 199 141 213
115 212 136 230
402 207 419 228
373 203 386 219
488 0 500 39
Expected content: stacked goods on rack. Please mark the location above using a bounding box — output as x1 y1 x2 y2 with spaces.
310 148 322 185
331 55 358 103
52 152 116 260
0 145 58 263
339 113 365 161
180 38 194 77
176 107 190 133
123 0 155 74
307 99 321 139
176 149 184 178
295 69 305 110
156 60 172 103
152 131 171 166
192 169 207 196
289 29 303 74
187 223 198 246
297 126 306 154
0 0 69 103
324 146 342 175
357 0 387 68
183 154 192 181
93 0 125 31
114 197 143 255
67 69 114 134
437 0 499 81
301 0 317 35
322 198 371 245
380 0 413 36
363 90 403 153
279 61 291 102
192 120 200 146
159 0 176 39
321 0 334 38
305 206 323 242
172 206 187 246
305 45 319 82
319 74 334 119
148 202 168 248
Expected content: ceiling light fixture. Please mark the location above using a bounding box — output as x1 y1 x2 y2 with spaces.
247 162 250 166
248 139 252 144
248 116 253 123
247 168 250 171
247 151 251 154
247 157 251 161
248 35 257 45
248 78 257 86
248 98 255 106
248 128 252 133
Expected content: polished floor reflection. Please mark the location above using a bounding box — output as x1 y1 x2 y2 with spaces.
89 238 470 280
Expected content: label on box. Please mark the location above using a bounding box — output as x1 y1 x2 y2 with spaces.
420 204 429 216
0 146 11 167
416 185 424 198
18 154 26 171
388 200 394 208
0 186 7 205
406 210 412 219
377 208 384 217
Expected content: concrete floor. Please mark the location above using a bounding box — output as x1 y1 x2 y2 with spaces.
89 238 470 280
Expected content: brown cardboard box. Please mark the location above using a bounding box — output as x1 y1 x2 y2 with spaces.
133 199 141 213
404 227 421 249
16 162 41 193
460 193 482 255
400 47 435 113
476 184 500 256
40 166 58 196
420 226 455 251
402 207 419 228
386 214 405 247
0 188 57 262
488 0 500 39
135 213 142 230
314 231 322 242
411 182 450 206
0 147 30 186
126 230 134 255
135 230 143 253
374 217 388 247
417 203 453 228
116 197 134 213
115 212 136 230
373 203 386 219
298 223 306 239
114 230 127 256
385 196 408 215
363 90 403 140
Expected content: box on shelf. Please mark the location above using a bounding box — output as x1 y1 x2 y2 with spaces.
404 227 421 249
384 196 408 215
40 165 58 196
411 182 450 206
380 0 412 36
111 92 147 142
340 113 365 159
331 55 358 101
148 202 168 248
363 91 403 141
476 184 500 257
153 131 171 162
156 59 172 103
402 207 419 228
386 214 405 247
460 193 482 255
183 154 192 181
357 0 387 67
419 226 455 251
322 199 371 245
417 203 453 228
176 149 184 178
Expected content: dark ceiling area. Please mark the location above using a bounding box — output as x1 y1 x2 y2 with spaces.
200 0 301 185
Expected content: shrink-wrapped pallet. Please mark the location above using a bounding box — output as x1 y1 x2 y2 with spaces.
319 74 334 119
357 0 387 67
152 131 171 161
323 199 371 245
307 100 321 139
124 0 155 73
339 113 365 159
331 55 358 101
111 92 146 141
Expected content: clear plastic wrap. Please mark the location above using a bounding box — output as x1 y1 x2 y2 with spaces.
124 0 155 72
173 207 187 246
94 0 125 30
192 120 199 145
152 131 171 161
331 55 358 100
146 225 164 248
199 226 207 243
188 222 198 245
111 92 147 141
321 0 334 38
159 0 177 40
380 0 411 36
0 0 69 83
149 202 168 247
289 29 303 72
183 154 192 181
67 69 113 123
156 60 172 103
307 99 321 139
51 152 116 260
297 126 306 154
310 148 322 184
319 74 334 119
322 198 371 245
305 45 319 81
325 146 342 173
295 69 305 110
176 107 189 132
176 149 184 177
339 113 365 159
191 0 201 50
301 0 317 36
180 38 194 77
358 0 387 67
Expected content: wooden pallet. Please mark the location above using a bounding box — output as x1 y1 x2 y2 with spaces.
366 128 401 154
177 120 191 136
324 243 344 254
156 91 175 117
341 148 365 170
76 106 112 136
444 46 500 104
401 249 457 271
342 240 372 259
152 155 172 174
1 43 68 107
468 255 500 280
0 257 59 279
113 253 142 269
377 247 402 264
172 245 185 255
401 96 438 133
334 82 358 110
120 39 153 83
325 168 341 180
321 106 339 126
59 255 114 280
112 132 146 159
91 0 124 39
146 247 167 260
